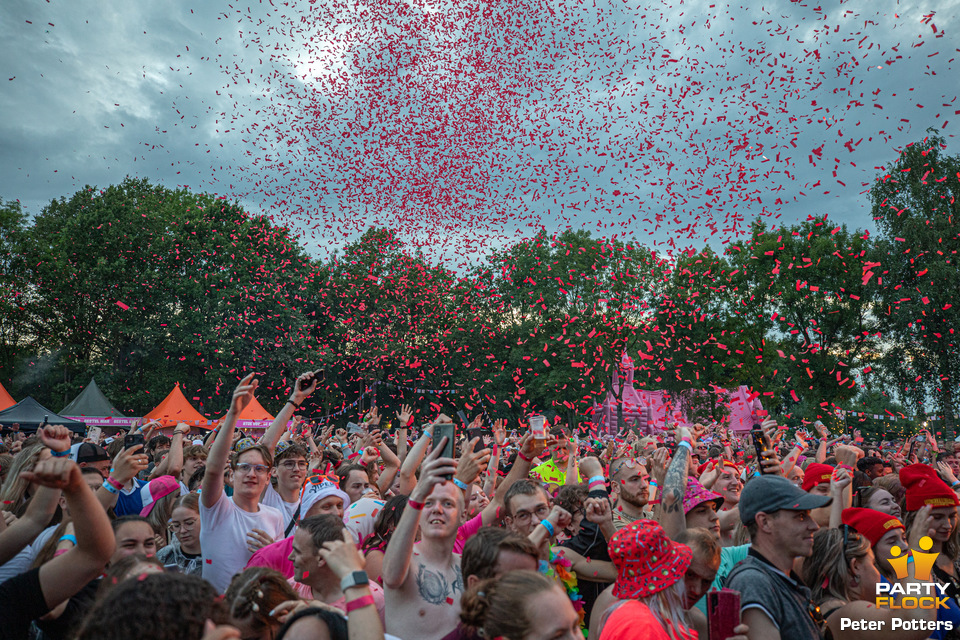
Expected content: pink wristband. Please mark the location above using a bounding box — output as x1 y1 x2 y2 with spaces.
407 499 424 510
345 594 375 612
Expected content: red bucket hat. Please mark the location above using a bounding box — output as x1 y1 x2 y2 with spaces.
841 507 904 547
900 463 960 512
802 463 834 493
608 520 692 599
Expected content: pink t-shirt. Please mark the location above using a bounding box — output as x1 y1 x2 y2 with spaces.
246 535 294 578
454 513 484 554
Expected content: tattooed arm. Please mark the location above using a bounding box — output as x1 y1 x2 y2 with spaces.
660 427 692 541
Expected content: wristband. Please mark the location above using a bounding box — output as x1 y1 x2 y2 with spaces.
452 478 470 491
518 451 533 463
50 449 70 458
59 534 78 545
952 481 960 489
492 444 499 455
588 475 605 486
677 440 692 452
345 594 375 613
53 548 70 557
286 399 301 409
102 481 119 494
106 476 124 491
423 431 432 439
407 499 424 510
539 518 556 537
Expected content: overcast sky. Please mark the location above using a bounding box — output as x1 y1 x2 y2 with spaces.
1 0 958 265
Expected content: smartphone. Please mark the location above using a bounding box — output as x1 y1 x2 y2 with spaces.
43 415 49 424
433 423 456 480
707 589 741 640
907 438 918 460
316 369 325 381
124 433 145 450
87 427 102 443
457 410 470 427
751 426 769 471
467 426 484 442
529 415 547 440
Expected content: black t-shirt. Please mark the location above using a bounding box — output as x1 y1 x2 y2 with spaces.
34 578 99 640
0 567 51 640
559 487 613 621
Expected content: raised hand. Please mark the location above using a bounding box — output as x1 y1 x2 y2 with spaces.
364 407 382 428
292 370 322 403
584 496 613 526
112 444 150 484
411 442 457 503
455 437 491 485
396 404 413 427
318 528 366 579
231 373 259 415
20 457 83 491
39 425 72 454
492 419 506 446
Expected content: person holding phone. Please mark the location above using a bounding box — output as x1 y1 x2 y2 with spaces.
381 437 463 640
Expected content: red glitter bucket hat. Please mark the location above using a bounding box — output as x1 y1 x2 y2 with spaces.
609 520 692 599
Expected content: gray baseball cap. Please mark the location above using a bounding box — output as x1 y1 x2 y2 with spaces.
739 475 832 524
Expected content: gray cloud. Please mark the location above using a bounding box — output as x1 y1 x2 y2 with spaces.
1 0 957 262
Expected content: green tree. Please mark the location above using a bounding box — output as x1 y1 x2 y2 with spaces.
18 177 318 414
0 198 29 386
723 216 883 426
870 129 960 433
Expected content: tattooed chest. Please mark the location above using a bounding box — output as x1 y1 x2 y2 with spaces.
416 563 464 606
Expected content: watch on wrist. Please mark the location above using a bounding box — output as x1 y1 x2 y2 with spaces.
340 570 369 591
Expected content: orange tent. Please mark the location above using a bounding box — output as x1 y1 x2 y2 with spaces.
143 384 213 428
236 396 274 421
0 381 14 412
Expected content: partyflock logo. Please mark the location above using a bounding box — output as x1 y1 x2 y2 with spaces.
875 536 948 609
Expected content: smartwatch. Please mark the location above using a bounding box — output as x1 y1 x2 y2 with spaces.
340 570 369 591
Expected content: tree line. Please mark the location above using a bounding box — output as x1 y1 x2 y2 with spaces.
0 131 957 439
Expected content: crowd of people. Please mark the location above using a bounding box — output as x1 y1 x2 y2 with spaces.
1 368 958 639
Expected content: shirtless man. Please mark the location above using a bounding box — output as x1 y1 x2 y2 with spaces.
381 439 464 640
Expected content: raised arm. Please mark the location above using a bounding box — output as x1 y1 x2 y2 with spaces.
395 404 413 464
660 427 692 540
202 372 258 509
261 370 321 456
0 483 59 564
150 422 189 480
23 458 115 609
397 429 435 496
381 444 456 589
479 433 550 526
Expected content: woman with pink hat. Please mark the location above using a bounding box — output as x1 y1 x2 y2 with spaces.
598 520 748 640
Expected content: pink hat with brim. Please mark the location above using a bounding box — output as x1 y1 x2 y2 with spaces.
609 520 692 599
683 477 724 514
139 475 181 516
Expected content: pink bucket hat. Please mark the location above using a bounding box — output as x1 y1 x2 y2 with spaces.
683 477 724 514
139 475 181 516
609 520 692 598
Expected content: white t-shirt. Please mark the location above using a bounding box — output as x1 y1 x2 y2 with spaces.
200 493 284 593
261 482 300 531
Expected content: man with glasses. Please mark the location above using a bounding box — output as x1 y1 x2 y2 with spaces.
200 374 285 593
262 441 309 534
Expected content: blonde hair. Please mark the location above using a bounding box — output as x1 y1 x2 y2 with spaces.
0 443 46 515
802 527 870 604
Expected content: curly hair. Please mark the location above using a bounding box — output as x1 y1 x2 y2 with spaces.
74 573 227 640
